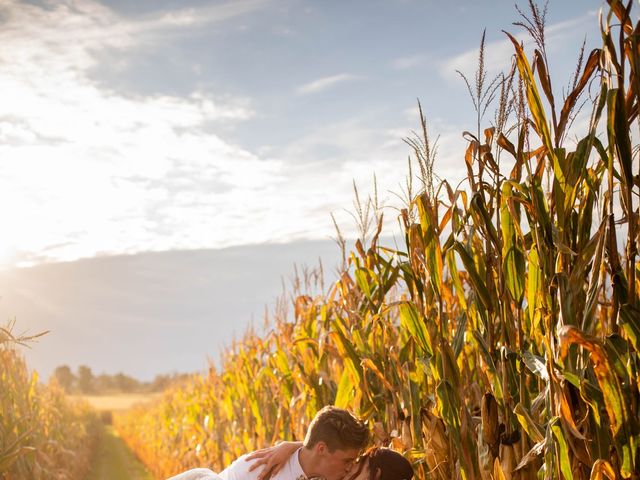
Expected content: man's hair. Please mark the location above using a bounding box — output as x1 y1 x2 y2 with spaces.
303 405 369 452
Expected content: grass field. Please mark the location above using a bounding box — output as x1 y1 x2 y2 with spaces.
72 393 162 412
84 425 153 480
71 395 160 479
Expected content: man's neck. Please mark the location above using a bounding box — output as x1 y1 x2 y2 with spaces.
298 447 321 479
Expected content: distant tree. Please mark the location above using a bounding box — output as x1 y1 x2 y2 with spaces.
77 365 94 394
146 372 192 392
149 374 170 392
97 374 115 392
52 365 75 392
53 366 191 394
114 372 139 393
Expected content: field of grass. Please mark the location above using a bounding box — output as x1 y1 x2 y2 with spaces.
83 425 153 480
77 394 161 479
72 393 163 412
68 394 160 479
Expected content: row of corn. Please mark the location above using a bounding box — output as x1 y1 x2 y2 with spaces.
0 324 100 479
116 2 639 479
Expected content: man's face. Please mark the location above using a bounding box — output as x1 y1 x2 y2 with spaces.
315 443 361 480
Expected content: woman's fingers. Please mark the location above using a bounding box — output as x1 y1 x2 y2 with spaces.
247 446 277 464
246 450 285 479
247 447 278 472
247 456 268 472
247 449 271 461
246 441 302 479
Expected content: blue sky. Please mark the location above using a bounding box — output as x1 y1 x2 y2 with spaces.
0 0 605 379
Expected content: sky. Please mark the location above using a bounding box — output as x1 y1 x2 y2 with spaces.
0 0 606 380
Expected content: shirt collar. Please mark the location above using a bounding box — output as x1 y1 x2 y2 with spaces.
291 448 308 480
292 447 327 480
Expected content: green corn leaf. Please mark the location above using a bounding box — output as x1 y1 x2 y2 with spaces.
446 247 468 310
334 368 354 409
527 246 543 333
551 417 574 480
452 313 468 359
331 324 363 384
472 331 504 401
514 403 544 443
399 302 433 357
618 304 640 352
453 241 493 312
607 88 634 185
506 32 554 156
504 247 526 303
355 267 373 300
559 326 637 476
436 379 461 439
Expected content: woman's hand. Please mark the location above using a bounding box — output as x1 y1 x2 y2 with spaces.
246 441 303 480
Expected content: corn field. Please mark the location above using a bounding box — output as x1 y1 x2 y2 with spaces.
117 2 640 479
0 323 99 480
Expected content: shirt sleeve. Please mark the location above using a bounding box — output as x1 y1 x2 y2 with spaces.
219 454 261 480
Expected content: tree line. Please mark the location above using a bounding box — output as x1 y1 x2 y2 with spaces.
51 364 191 394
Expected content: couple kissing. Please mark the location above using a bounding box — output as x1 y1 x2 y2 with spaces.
168 406 414 480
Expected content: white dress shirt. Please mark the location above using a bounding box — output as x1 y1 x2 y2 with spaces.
167 448 308 480
220 447 307 480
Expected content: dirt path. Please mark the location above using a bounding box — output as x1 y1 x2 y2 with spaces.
85 425 153 480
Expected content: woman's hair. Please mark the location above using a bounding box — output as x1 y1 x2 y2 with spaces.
350 447 414 480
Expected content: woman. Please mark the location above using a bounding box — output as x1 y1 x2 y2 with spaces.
345 447 414 480
168 442 414 480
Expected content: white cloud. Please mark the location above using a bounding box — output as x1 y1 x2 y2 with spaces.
0 0 277 267
260 113 470 243
0 0 420 268
0 0 484 269
296 73 360 95
392 54 429 70
122 0 269 33
440 12 598 80
441 36 515 81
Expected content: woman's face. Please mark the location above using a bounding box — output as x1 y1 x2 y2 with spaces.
346 458 380 480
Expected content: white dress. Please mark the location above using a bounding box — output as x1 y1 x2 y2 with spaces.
167 448 306 480
167 468 223 480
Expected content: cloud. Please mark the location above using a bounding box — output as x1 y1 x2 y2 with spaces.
0 0 484 269
392 54 429 70
440 12 598 80
0 0 406 269
259 111 471 243
0 0 415 268
296 73 360 95
0 0 278 267
141 0 268 30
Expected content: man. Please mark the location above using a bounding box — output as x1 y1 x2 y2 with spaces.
168 406 369 480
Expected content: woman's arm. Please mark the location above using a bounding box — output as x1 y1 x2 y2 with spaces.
245 441 303 480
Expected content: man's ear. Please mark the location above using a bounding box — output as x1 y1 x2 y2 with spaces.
315 441 328 456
